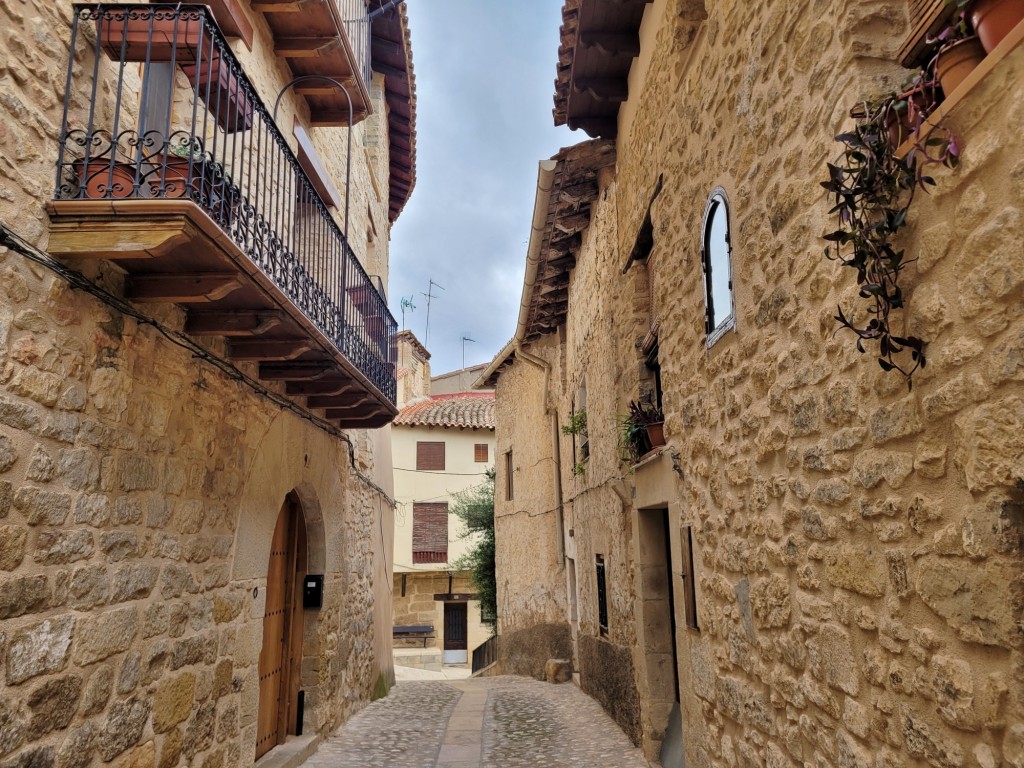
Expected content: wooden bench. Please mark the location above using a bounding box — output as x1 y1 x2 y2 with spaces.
392 624 435 648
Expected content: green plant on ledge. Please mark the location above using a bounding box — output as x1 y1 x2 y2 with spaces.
571 460 586 477
821 73 960 389
561 408 587 437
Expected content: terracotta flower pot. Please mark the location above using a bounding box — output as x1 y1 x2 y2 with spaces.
645 421 665 448
149 155 200 199
74 159 135 199
99 10 202 62
970 0 1024 53
935 37 987 96
884 89 932 147
181 52 254 133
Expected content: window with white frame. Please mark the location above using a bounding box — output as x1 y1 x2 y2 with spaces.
701 189 735 345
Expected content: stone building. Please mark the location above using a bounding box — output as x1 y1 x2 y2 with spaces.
0 1 415 767
391 332 495 670
480 1 1024 766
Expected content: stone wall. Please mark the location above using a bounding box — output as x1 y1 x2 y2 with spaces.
494 0 1024 765
0 1 399 767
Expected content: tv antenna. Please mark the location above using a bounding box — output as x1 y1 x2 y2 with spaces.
399 295 416 330
461 336 476 370
421 279 445 344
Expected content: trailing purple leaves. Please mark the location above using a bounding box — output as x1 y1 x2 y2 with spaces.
822 88 959 389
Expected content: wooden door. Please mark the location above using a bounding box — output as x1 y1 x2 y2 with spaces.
443 602 468 663
256 496 307 760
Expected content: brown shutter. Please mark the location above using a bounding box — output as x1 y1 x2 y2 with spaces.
898 0 956 66
412 502 448 564
416 441 445 471
474 443 489 462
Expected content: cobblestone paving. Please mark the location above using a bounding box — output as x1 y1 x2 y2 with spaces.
479 677 650 767
302 682 461 767
303 676 650 768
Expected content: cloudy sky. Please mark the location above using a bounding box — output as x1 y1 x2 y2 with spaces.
386 1 576 376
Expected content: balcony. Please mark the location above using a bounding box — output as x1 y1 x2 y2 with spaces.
47 4 397 429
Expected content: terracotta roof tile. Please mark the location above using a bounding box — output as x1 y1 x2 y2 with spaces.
394 392 495 429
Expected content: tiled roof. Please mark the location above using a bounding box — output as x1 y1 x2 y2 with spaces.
394 393 495 429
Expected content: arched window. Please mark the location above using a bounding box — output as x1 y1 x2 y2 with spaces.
701 189 735 345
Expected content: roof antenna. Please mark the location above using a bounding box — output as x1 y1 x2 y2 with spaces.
399 295 416 331
421 279 444 344
461 336 476 370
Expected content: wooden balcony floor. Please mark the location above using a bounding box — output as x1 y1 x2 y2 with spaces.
47 198 396 429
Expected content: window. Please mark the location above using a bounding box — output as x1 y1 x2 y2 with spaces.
416 441 445 471
701 189 735 345
505 450 514 500
681 525 700 631
474 443 489 463
596 554 609 637
412 502 448 564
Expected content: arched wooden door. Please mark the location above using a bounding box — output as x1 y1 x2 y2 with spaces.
256 495 307 759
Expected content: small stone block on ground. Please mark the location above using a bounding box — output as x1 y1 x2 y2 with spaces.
544 659 572 684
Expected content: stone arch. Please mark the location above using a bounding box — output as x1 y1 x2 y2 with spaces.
231 411 352 749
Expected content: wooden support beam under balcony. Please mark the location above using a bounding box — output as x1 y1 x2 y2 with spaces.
186 310 285 337
285 378 354 396
255 0 372 124
306 393 368 409
125 273 244 303
229 339 313 361
250 0 315 12
274 37 340 58
259 362 335 380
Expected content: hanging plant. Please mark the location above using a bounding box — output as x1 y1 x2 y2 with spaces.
821 72 960 388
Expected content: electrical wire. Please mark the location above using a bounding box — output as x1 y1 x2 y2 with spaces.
0 221 396 508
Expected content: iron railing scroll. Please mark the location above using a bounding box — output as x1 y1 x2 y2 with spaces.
55 4 397 404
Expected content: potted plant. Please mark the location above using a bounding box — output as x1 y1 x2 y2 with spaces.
149 137 206 199
627 398 665 452
73 157 136 199
967 0 1024 53
99 6 203 63
932 5 986 96
181 49 254 133
822 87 960 387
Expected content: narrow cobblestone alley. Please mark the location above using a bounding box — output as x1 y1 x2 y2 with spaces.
300 677 652 768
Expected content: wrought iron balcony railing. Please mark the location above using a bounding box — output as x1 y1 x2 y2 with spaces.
54 4 397 407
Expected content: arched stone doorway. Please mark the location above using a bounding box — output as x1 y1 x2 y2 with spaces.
256 492 308 760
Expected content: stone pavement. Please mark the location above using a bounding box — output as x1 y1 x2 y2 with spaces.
300 676 651 768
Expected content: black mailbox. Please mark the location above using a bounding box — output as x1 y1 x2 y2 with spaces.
303 575 323 609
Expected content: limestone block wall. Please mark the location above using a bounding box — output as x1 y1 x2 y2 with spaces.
0 254 391 768
492 336 566 636
496 0 1024 765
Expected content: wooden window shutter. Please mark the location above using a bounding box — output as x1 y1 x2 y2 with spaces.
416 441 445 471
474 443 489 462
412 502 448 564
898 0 956 66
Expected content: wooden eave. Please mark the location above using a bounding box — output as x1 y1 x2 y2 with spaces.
522 139 615 343
371 1 417 222
46 199 397 429
553 0 653 139
257 0 373 125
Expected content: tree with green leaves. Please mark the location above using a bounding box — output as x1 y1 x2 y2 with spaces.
451 468 496 627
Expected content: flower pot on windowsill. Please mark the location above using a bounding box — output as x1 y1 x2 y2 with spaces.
645 421 666 449
73 158 136 199
970 0 1024 53
99 9 203 62
935 36 987 95
181 52 254 133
